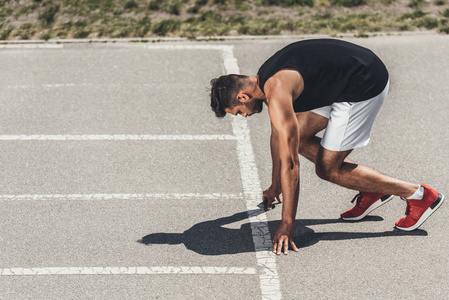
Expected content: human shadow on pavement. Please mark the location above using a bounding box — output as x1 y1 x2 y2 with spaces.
138 208 427 255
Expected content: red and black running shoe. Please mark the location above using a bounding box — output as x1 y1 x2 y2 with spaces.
395 184 444 231
341 192 394 221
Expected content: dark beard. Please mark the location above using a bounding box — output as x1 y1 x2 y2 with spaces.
245 100 263 114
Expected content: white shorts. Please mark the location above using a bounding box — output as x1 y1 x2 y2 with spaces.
311 81 389 152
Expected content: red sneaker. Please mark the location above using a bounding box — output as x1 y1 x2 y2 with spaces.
395 184 444 231
341 192 394 221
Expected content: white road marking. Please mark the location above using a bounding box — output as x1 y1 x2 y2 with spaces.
6 83 78 89
221 46 282 300
233 117 282 300
0 44 63 49
145 44 232 50
0 193 243 201
0 134 238 141
0 266 256 276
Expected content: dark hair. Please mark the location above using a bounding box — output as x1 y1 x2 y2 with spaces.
210 74 248 118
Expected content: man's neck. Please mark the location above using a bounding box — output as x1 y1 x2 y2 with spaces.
250 75 266 101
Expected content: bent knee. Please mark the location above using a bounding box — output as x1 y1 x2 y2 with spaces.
298 136 319 161
315 165 338 182
298 143 309 156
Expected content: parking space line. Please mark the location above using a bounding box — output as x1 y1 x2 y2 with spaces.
0 44 64 49
0 193 243 201
6 83 78 89
0 266 256 276
145 45 232 50
4 83 181 89
220 46 282 300
0 134 238 141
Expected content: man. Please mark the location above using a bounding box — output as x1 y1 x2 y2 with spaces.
209 39 444 255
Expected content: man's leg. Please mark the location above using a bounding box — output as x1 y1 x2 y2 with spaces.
314 146 418 198
315 146 444 230
296 111 326 164
296 110 444 230
296 111 354 165
295 110 415 196
296 111 399 217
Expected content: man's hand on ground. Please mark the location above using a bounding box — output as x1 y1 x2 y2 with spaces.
262 185 282 211
273 223 299 255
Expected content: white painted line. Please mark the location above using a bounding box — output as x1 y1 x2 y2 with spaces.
145 44 233 51
220 46 282 300
0 44 63 49
233 117 282 300
5 83 161 89
4 83 176 89
0 266 256 276
0 193 243 201
0 134 238 141
7 83 78 89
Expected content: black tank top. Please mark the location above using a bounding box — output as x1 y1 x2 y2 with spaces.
257 39 389 112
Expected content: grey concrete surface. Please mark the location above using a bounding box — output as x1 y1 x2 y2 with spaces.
0 34 448 299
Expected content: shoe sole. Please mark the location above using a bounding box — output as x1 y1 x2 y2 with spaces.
341 194 394 221
395 193 445 231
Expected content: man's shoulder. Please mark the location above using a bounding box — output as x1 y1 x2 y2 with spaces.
265 68 303 100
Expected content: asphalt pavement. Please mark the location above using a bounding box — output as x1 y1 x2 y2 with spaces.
0 33 448 299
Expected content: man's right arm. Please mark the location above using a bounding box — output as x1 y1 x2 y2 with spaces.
263 123 282 210
270 123 281 192
263 69 304 255
267 93 300 255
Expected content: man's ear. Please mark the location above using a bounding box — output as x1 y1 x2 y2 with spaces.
236 92 251 103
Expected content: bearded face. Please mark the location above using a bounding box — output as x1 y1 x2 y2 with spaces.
244 99 264 115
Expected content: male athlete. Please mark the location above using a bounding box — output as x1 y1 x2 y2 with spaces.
209 39 444 255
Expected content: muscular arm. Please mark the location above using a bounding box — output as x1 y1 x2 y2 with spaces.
270 124 281 192
262 123 283 210
269 98 300 225
264 69 303 254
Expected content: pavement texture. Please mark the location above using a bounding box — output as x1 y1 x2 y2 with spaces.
0 33 448 299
